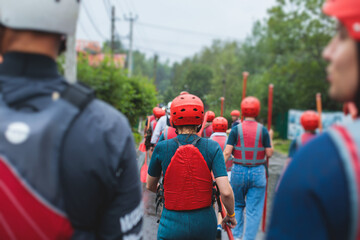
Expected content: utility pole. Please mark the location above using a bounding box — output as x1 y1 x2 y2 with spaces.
65 35 77 84
153 54 158 83
124 13 138 77
111 6 115 61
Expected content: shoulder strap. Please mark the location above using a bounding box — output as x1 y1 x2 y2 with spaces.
237 123 246 160
173 137 182 147
164 126 168 140
61 82 95 111
328 125 360 240
191 135 201 146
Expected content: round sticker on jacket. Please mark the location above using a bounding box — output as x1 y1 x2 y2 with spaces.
5 122 30 144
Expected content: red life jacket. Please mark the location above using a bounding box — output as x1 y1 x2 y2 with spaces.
163 137 213 211
328 122 360 240
202 124 214 138
164 126 177 140
210 132 233 171
233 121 266 166
296 132 316 149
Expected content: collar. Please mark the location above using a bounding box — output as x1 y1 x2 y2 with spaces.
0 52 60 78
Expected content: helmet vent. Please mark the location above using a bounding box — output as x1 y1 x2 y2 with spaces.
180 97 184 99
178 117 183 119
195 117 200 119
192 97 195 99
193 108 198 111
181 109 186 112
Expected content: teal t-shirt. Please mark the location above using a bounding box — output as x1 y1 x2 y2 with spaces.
148 134 227 239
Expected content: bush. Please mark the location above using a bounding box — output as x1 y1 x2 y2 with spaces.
59 55 158 127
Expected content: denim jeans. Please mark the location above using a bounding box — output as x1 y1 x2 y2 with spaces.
230 164 266 240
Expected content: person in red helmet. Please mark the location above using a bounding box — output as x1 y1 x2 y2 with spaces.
211 117 232 174
210 116 231 239
202 111 215 138
224 96 273 240
288 110 319 158
147 94 236 239
230 110 241 128
267 0 360 239
145 107 165 159
276 111 320 191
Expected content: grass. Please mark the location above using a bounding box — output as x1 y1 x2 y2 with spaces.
273 139 291 155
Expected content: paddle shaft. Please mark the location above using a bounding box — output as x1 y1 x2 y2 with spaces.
262 84 273 232
241 72 249 121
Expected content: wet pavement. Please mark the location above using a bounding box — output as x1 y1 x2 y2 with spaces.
137 150 287 240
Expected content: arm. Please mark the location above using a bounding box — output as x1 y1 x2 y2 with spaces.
146 144 162 192
224 127 237 162
211 142 237 228
223 145 234 163
263 127 273 158
146 175 160 193
215 176 235 215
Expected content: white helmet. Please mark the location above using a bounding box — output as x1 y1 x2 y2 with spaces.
0 0 80 35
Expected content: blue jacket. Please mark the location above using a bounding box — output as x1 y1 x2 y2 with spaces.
267 133 350 240
0 52 142 240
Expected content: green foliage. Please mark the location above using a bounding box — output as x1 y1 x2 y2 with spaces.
183 65 213 103
163 0 341 136
132 51 173 95
273 139 291 155
132 131 142 146
59 55 158 127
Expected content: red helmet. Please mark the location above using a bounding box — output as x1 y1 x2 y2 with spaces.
241 97 260 118
170 94 204 126
323 0 360 41
231 110 240 117
212 117 228 132
300 111 320 131
153 107 165 119
206 111 215 122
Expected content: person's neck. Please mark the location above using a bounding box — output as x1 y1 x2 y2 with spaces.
2 29 60 60
178 131 196 134
244 117 255 121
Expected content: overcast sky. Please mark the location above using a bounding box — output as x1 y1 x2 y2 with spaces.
76 0 277 63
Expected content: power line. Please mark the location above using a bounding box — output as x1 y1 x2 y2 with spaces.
136 36 205 49
79 21 92 40
134 45 187 59
82 2 107 40
103 0 111 18
137 22 238 39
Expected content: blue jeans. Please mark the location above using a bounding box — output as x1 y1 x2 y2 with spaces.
230 164 266 240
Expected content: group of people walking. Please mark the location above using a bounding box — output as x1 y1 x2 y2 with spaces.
144 94 273 240
1 0 360 239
